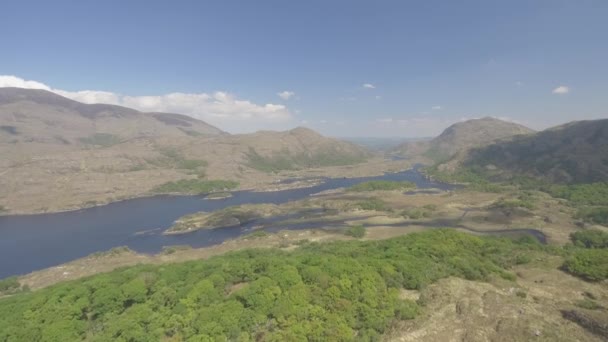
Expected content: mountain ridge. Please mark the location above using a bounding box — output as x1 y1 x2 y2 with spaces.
461 118 608 183
393 117 535 162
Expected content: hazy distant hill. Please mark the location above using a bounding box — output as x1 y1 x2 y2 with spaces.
0 87 224 147
341 137 430 152
462 119 608 183
393 117 534 162
0 88 373 214
226 127 370 171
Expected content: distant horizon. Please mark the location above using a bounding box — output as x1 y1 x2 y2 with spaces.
1 1 607 137
2 83 605 139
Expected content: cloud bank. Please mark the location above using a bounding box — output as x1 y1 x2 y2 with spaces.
362 83 375 89
0 75 293 133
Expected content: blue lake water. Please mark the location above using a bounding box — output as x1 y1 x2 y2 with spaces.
0 168 541 278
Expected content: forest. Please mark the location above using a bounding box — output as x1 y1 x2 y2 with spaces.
1 229 605 341
0 230 544 342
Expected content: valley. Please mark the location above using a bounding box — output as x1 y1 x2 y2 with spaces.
1 90 607 342
3 4 607 341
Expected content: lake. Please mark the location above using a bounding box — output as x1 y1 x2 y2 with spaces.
0 168 540 278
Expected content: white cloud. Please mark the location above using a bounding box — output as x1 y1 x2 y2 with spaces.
362 83 375 89
516 81 524 87
432 105 442 110
277 90 295 100
0 75 51 90
552 85 570 94
0 75 293 133
375 95 381 100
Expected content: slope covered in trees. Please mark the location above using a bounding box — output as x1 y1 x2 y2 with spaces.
0 230 544 341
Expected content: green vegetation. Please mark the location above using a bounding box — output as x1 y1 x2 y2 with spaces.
169 206 271 233
161 245 193 255
401 204 438 220
424 167 505 193
562 229 608 281
344 224 366 238
0 230 546 341
356 197 388 211
422 146 452 164
78 133 122 147
575 207 608 225
0 277 27 296
575 298 604 310
157 147 209 170
401 208 430 220
570 229 608 249
348 180 415 192
240 230 270 239
0 205 6 213
246 147 366 173
423 204 438 211
152 179 238 194
90 246 132 259
491 197 536 211
562 249 608 281
548 182 608 206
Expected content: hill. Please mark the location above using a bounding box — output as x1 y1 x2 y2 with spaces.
462 119 608 184
393 117 534 162
0 87 224 147
223 127 370 172
0 88 375 214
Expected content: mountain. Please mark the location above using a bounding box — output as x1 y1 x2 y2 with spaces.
220 127 370 171
0 87 224 147
0 88 372 214
462 119 608 183
392 117 534 162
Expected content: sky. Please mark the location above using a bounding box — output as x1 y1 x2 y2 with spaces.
1 0 607 137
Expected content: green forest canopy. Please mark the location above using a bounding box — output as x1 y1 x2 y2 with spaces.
0 230 549 342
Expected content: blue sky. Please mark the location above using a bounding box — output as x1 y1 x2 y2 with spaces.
1 0 607 136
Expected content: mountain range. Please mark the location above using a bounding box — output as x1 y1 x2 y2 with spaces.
0 88 371 214
392 117 534 163
462 119 608 183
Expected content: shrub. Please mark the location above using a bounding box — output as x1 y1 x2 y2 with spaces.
491 198 535 211
0 276 20 293
562 249 608 281
570 229 608 249
344 225 366 238
402 208 429 219
575 208 608 225
356 198 388 211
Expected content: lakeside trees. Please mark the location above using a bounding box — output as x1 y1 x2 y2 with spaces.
0 230 543 341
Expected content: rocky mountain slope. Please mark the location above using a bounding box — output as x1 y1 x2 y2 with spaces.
0 87 224 147
0 88 378 214
393 117 534 162
462 119 608 183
